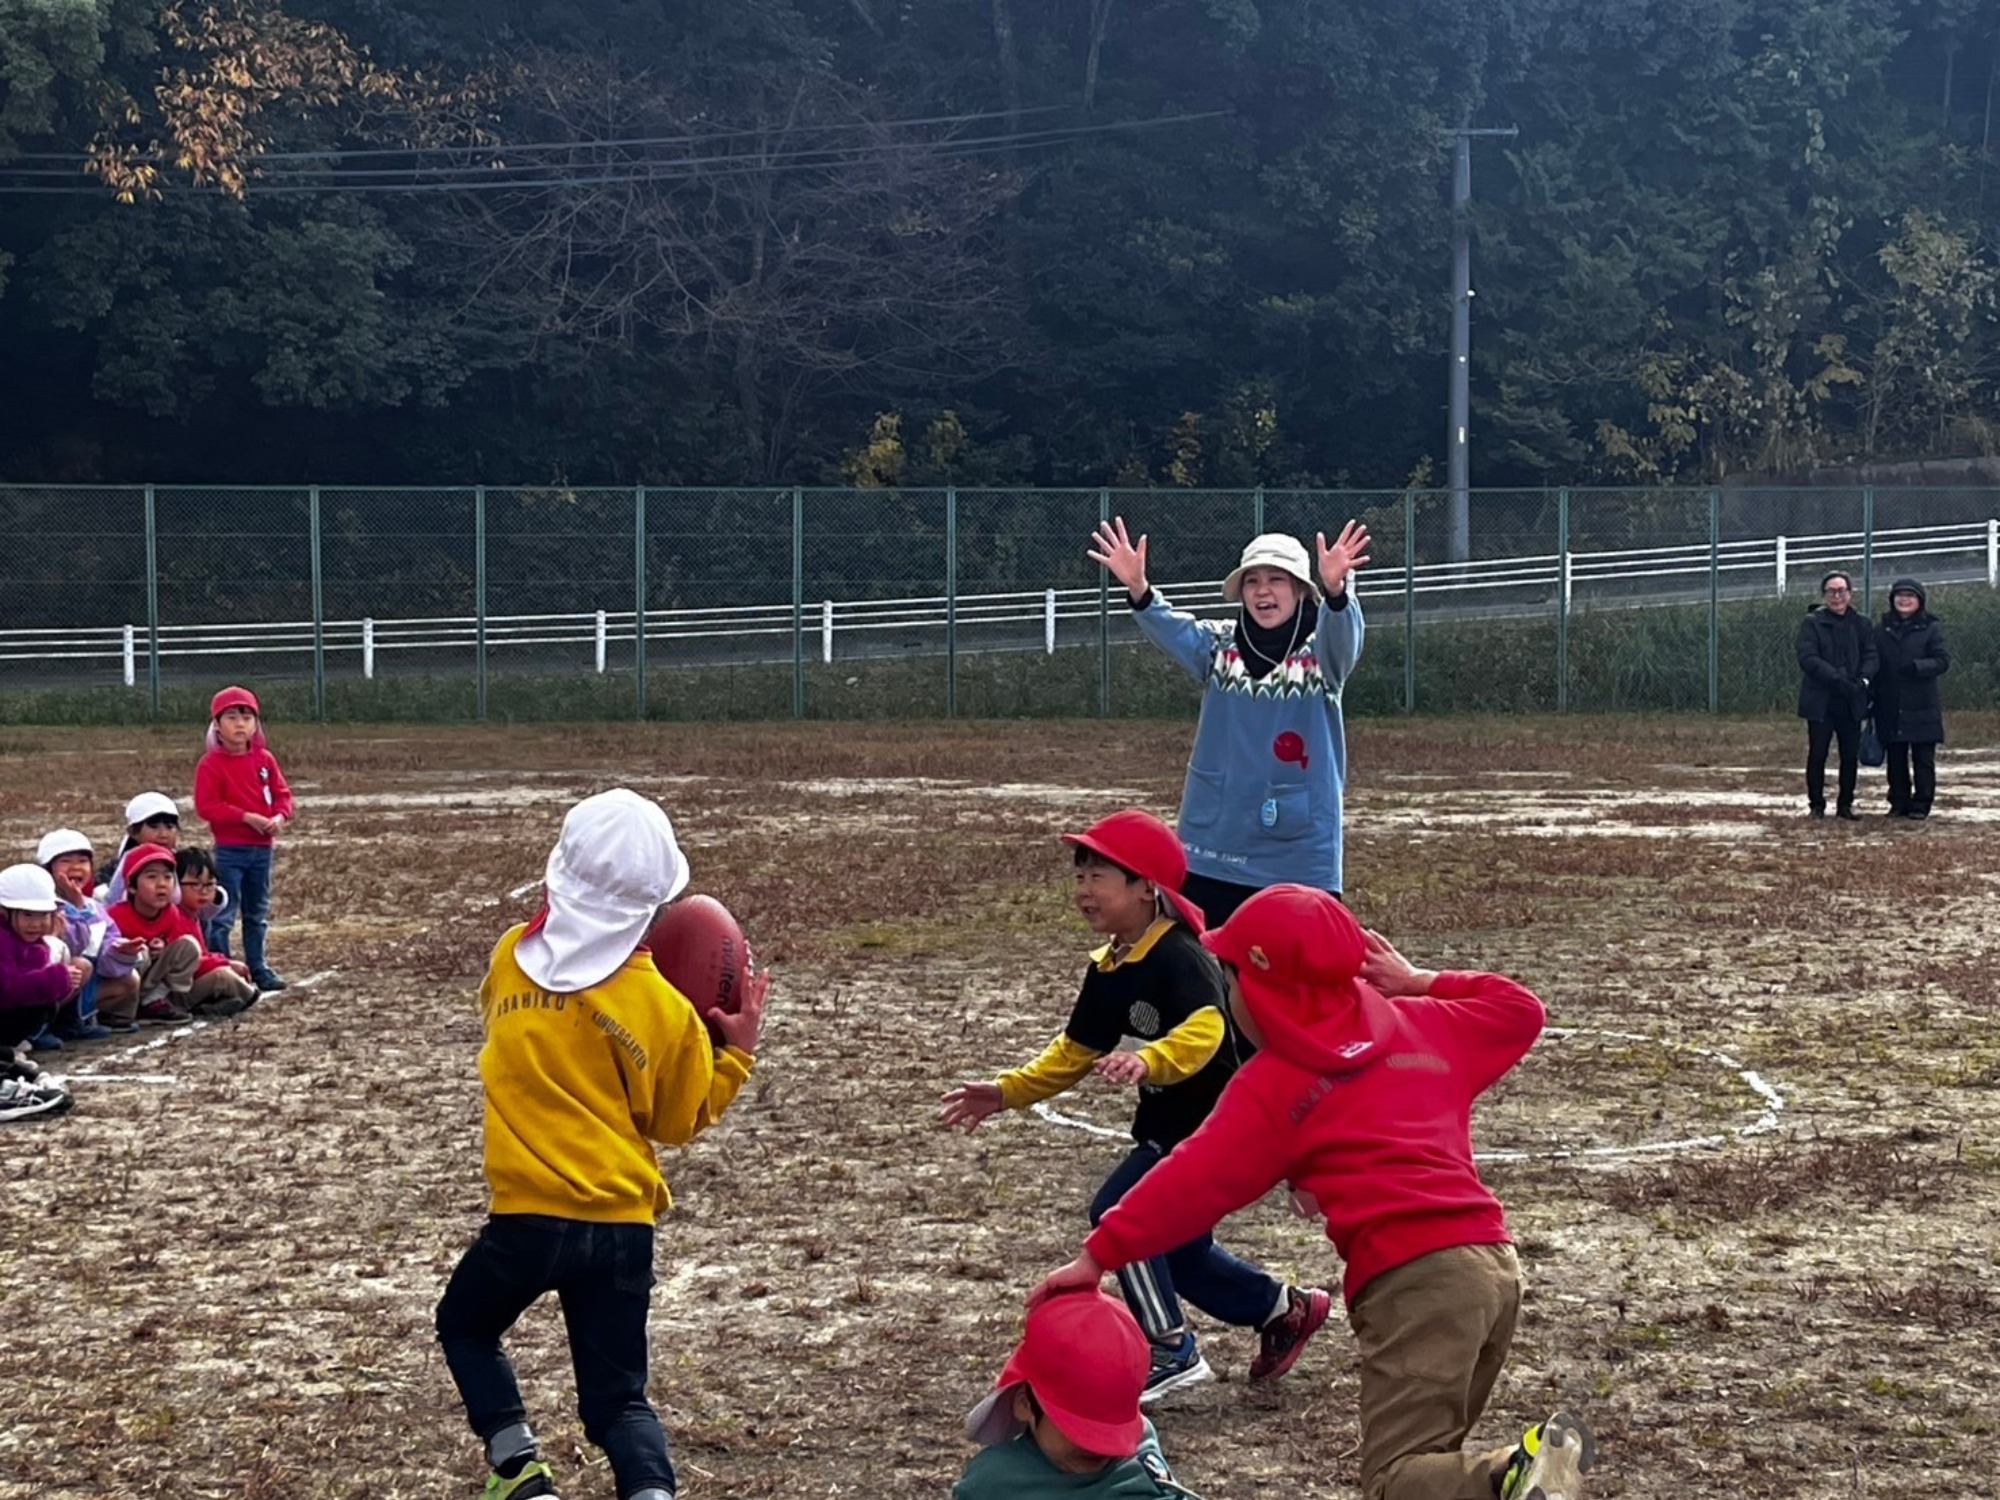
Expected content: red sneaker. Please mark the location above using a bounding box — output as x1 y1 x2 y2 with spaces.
1250 1285 1332 1381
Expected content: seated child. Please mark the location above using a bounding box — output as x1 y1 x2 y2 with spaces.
104 845 205 1025
1031 886 1595 1500
955 1289 1197 1499
39 828 139 1037
941 809 1330 1398
0 863 86 1121
97 791 184 905
175 847 259 1017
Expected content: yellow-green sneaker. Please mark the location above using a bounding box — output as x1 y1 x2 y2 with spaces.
1497 1411 1594 1500
480 1459 558 1500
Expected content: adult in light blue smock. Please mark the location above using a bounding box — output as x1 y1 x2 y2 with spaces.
1088 519 1370 926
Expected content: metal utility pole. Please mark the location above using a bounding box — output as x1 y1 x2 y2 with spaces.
1447 124 1517 564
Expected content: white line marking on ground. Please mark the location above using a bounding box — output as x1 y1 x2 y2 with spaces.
1030 1026 1792 1164
70 968 337 1078
1031 1101 1129 1141
508 880 542 901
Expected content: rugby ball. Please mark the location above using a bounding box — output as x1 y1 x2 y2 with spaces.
646 894 750 1031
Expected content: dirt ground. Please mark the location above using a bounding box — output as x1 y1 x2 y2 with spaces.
1 713 1997 1500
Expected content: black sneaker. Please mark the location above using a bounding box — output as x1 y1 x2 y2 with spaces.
0 1076 72 1123
1140 1333 1212 1404
252 970 288 992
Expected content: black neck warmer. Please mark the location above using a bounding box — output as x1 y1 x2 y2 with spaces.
1234 605 1305 680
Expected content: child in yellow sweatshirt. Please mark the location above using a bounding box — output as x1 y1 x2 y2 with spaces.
436 788 767 1500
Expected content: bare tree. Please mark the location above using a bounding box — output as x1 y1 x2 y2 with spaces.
431 56 1023 478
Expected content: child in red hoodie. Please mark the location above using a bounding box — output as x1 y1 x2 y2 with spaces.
1032 884 1596 1500
193 685 294 992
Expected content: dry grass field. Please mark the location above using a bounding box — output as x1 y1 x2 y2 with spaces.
1 713 1997 1500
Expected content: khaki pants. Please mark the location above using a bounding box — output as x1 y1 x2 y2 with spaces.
1350 1243 1523 1500
190 967 257 1008
136 936 203 1002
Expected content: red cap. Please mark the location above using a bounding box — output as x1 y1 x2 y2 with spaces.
963 1290 1149 1455
210 685 261 719
1061 809 1205 935
120 842 177 885
1202 884 1385 1073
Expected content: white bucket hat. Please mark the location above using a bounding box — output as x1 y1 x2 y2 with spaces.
515 788 690 993
124 791 180 827
0 864 59 913
1222 533 1320 603
35 829 93 867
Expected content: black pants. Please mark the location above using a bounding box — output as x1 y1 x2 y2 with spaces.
1182 872 1342 929
1886 741 1937 814
1804 706 1861 811
0 1005 53 1052
436 1214 673 1498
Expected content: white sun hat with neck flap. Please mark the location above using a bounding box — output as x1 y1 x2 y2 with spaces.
516 788 690 993
1222 532 1320 603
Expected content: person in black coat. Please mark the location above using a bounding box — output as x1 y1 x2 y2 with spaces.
1795 570 1877 819
1872 577 1950 820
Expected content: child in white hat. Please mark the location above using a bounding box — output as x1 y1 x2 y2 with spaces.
435 788 768 1500
1087 518 1371 924
96 790 185 906
38 828 139 1037
0 863 85 1120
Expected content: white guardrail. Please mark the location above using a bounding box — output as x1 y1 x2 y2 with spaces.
4 519 1996 684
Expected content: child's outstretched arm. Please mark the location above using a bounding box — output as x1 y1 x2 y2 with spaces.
940 1032 1102 1128
1033 1084 1289 1304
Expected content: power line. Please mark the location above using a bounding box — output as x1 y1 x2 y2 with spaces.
0 102 1077 166
0 112 1228 196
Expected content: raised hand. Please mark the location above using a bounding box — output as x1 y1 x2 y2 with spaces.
1316 521 1372 597
1087 517 1151 602
938 1080 1005 1131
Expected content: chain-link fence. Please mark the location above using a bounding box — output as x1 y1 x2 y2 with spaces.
2 484 1996 723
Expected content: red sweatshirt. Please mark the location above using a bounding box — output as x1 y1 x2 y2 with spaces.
194 746 295 847
1085 972 1544 1305
107 898 203 949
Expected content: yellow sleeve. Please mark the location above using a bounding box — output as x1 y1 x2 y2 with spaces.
996 1033 1102 1110
1135 1006 1224 1085
636 1001 753 1148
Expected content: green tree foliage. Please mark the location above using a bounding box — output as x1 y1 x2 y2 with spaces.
0 0 1997 486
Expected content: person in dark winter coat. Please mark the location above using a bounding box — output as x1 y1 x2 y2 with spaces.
1872 578 1950 820
1796 570 1878 819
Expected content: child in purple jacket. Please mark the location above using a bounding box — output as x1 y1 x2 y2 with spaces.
0 864 85 1121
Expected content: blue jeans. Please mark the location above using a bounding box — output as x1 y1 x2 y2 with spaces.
436 1215 675 1499
208 845 274 976
1090 1142 1284 1343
